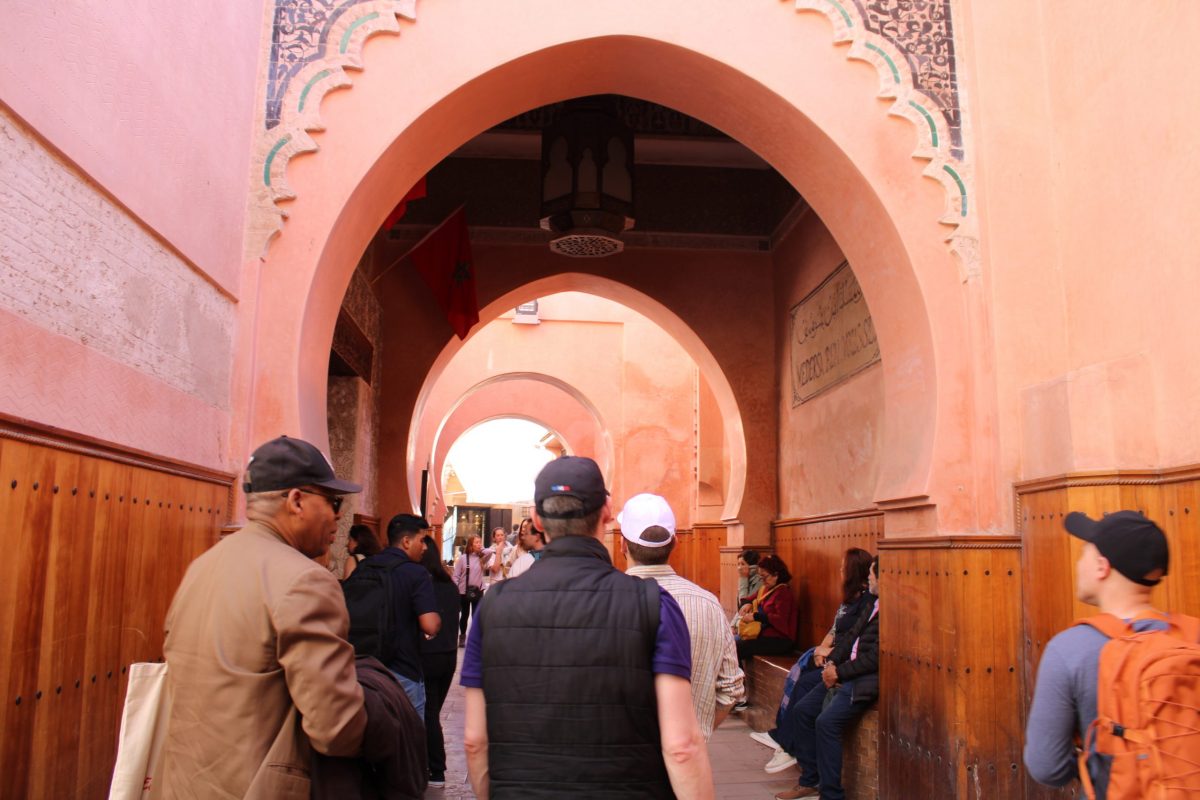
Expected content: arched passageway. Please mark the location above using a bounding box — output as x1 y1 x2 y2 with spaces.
247 8 981 537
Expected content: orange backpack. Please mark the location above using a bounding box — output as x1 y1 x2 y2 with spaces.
1073 612 1200 799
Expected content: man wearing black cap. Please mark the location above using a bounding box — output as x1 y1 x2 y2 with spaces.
1024 510 1174 794
158 436 367 799
461 456 714 799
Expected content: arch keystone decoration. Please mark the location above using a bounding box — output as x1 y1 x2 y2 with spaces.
793 0 979 277
248 0 418 257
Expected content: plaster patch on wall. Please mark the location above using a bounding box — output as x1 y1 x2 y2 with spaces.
0 108 234 409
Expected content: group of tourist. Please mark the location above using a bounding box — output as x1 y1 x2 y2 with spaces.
149 434 1190 799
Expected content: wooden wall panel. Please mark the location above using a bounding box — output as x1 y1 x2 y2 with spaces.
1017 466 1200 800
0 417 233 799
878 537 1024 800
772 510 883 648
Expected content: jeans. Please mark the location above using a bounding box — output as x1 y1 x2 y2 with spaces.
390 670 427 720
791 678 867 800
771 667 824 754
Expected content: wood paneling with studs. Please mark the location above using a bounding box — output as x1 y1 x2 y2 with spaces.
773 510 883 648
0 415 233 799
1016 466 1200 800
877 536 1024 800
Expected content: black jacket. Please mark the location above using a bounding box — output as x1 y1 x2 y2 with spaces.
311 656 427 799
830 593 879 704
477 534 674 799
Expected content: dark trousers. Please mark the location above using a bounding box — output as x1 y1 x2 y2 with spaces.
770 667 824 754
459 594 480 635
736 635 794 666
421 651 457 778
790 679 866 800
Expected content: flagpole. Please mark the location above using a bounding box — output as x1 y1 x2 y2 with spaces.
369 204 467 286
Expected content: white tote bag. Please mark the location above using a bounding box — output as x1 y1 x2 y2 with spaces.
109 662 172 800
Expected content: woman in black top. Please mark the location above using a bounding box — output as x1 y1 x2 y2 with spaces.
418 535 461 787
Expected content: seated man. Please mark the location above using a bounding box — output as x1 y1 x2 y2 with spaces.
775 557 880 800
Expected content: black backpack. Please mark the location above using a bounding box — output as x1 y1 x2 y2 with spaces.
342 559 401 664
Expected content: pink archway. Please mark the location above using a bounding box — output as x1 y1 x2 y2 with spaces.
248 17 977 533
423 373 612 520
409 275 747 523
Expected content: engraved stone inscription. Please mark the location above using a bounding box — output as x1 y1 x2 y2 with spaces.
790 261 880 404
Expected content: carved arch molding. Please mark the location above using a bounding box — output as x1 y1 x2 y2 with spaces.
248 0 978 274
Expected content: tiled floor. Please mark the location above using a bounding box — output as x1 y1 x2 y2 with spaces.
427 652 802 799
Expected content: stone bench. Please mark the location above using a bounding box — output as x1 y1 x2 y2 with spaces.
745 654 879 800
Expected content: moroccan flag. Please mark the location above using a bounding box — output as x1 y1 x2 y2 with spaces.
407 206 479 340
383 176 428 229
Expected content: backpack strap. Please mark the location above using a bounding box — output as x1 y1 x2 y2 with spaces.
1074 613 1134 640
1166 612 1200 642
642 577 660 655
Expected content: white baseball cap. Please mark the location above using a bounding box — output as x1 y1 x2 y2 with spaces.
618 493 676 547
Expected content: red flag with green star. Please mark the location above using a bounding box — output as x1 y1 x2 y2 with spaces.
407 205 479 340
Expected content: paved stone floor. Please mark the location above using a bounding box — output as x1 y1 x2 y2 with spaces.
428 652 801 799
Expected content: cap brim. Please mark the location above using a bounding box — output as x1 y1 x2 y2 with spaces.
1063 511 1097 540
312 477 363 494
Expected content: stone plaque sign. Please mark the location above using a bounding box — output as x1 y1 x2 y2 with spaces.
790 261 880 404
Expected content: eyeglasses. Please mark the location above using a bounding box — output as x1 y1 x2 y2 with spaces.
283 488 344 514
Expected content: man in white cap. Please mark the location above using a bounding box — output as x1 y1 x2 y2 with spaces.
621 492 745 739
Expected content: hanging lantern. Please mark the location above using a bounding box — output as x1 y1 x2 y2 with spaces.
539 98 635 257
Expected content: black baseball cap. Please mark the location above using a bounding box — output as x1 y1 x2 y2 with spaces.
534 456 609 518
242 436 362 495
1064 510 1169 587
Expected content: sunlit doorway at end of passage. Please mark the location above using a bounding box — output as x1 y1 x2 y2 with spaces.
439 418 560 561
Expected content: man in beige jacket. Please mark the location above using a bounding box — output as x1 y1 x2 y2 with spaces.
156 436 367 799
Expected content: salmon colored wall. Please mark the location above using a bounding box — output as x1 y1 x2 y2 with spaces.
774 211 885 517
402 291 701 530
0 2 264 293
696 372 727 520
961 0 1200 497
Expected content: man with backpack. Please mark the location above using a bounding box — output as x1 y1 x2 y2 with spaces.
1025 509 1200 799
344 513 441 717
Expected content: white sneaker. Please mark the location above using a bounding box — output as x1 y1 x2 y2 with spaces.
764 749 798 774
750 730 781 750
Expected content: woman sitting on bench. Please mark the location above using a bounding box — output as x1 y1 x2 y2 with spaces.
735 554 798 662
752 547 875 773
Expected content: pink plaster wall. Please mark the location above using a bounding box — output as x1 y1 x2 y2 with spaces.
0 2 264 293
774 211 884 517
0 106 233 468
406 292 699 528
962 0 1200 490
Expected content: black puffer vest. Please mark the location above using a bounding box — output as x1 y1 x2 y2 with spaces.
477 534 674 799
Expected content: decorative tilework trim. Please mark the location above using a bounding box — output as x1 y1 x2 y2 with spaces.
298 68 334 113
865 42 900 84
829 0 855 27
264 135 292 187
341 12 381 53
942 165 967 217
908 100 938 148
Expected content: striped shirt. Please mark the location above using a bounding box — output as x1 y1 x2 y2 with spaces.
627 564 746 738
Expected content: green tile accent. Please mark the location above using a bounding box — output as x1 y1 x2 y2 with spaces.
865 43 900 84
909 100 939 147
340 12 380 54
828 0 854 28
264 135 291 187
943 165 967 217
298 69 333 113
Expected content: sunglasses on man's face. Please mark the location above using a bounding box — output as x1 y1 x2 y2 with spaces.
284 488 344 514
